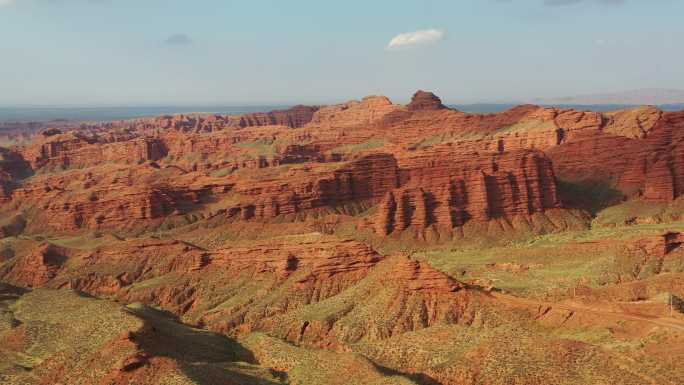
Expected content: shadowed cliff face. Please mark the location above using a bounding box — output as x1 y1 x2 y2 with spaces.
0 147 32 203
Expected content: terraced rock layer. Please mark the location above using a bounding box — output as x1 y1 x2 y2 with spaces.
375 148 560 234
0 235 477 348
3 90 684 237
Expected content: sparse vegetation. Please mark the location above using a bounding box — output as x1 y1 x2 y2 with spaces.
234 138 281 157
332 139 388 155
408 135 446 150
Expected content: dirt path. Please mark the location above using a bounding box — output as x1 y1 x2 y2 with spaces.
490 292 684 332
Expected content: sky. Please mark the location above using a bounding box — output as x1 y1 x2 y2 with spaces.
0 0 682 106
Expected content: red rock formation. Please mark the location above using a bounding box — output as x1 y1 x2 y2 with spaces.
292 254 474 345
309 95 404 130
1 234 477 348
375 149 560 234
0 171 10 202
3 123 565 236
8 90 683 236
194 146 561 235
19 132 167 170
407 90 447 111
0 147 31 201
389 257 463 292
57 239 209 297
208 238 382 287
8 164 202 231
3 91 684 385
0 243 66 287
375 192 397 235
219 153 400 222
300 94 682 205
97 105 318 135
2 235 388 334
622 231 684 259
548 110 684 202
237 105 319 128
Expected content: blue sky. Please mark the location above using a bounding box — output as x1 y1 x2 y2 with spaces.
0 0 682 106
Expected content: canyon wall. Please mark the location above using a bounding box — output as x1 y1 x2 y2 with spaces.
4 90 684 235
102 105 319 134
376 149 560 235
19 131 167 170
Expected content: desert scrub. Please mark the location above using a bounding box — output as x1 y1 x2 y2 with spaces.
332 139 388 155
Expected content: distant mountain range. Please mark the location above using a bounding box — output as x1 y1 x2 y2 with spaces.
534 88 684 106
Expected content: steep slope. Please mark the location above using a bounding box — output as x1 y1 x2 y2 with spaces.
0 234 481 345
374 148 560 235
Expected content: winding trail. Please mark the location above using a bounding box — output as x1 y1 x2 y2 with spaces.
489 291 684 332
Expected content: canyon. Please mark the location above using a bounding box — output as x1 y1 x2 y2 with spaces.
3 90 683 238
2 91 684 385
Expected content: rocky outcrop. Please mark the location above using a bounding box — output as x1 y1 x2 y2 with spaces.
3 135 564 235
5 90 684 236
3 91 684 385
310 95 404 129
289 254 474 346
0 170 11 202
19 132 167 170
602 106 662 139
210 147 561 235
389 257 463 292
100 105 319 134
223 153 400 222
376 149 560 234
548 110 684 202
0 235 390 332
8 164 202 231
622 231 684 259
407 90 447 111
237 105 319 128
0 147 31 201
11 106 317 175
0 244 66 287
0 235 475 347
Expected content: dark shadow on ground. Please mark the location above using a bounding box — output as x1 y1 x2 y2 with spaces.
126 304 287 385
375 362 444 385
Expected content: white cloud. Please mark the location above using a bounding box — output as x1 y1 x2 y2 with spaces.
386 29 446 50
0 0 15 6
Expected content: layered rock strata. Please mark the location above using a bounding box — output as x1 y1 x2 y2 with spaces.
376 149 560 234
